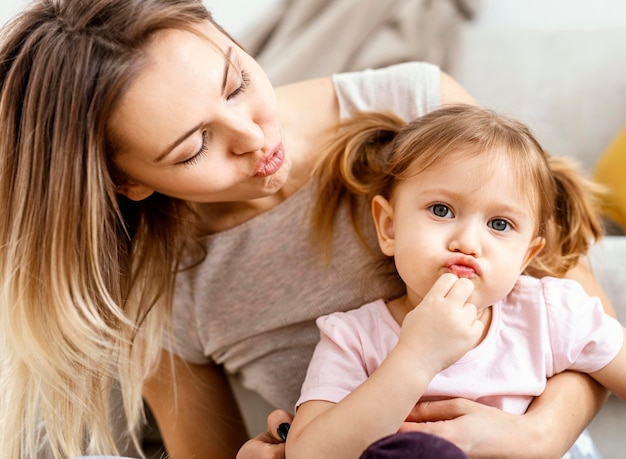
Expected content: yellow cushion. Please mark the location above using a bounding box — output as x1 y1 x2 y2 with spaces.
594 124 626 231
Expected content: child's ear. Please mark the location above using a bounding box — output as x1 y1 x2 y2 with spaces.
117 179 154 201
521 236 546 271
371 195 396 256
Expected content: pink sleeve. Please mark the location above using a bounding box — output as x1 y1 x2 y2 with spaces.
295 312 370 410
544 278 624 375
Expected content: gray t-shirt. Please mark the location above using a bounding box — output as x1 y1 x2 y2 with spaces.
168 62 441 411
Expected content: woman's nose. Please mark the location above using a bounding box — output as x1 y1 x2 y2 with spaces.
448 221 482 257
223 112 264 155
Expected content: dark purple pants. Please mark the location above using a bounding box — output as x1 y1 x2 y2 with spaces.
359 432 468 459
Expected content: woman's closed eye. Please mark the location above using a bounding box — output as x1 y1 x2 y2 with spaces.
180 131 208 166
228 69 251 101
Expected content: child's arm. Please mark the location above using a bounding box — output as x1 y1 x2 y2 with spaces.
285 274 483 459
589 327 626 401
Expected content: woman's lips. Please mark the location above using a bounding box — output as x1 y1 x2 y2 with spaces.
255 143 285 177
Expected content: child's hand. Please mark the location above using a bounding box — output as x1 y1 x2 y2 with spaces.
397 273 483 377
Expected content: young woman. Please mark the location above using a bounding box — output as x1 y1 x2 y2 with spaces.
286 105 625 458
0 1 613 458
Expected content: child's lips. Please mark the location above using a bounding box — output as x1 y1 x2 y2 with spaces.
447 263 477 278
446 256 481 278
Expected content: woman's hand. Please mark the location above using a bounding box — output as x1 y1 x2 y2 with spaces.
399 398 529 458
236 410 293 459
399 370 607 459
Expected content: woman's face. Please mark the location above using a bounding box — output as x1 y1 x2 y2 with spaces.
109 21 289 203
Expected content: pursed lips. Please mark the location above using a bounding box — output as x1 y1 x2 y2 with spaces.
254 142 284 177
445 256 481 278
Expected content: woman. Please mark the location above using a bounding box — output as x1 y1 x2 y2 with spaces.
0 1 611 458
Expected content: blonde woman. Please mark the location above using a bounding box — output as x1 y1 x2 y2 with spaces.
0 1 613 458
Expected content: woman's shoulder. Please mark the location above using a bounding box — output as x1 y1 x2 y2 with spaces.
276 76 337 120
275 76 340 151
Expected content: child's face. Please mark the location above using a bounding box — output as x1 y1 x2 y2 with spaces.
372 150 545 310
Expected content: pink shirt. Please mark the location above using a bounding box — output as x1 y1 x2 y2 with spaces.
297 275 623 414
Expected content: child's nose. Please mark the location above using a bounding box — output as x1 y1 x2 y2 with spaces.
448 221 482 257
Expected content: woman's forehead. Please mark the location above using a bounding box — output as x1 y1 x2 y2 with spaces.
108 22 229 156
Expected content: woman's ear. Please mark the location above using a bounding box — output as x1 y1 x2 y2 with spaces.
521 236 546 271
371 195 396 256
117 180 155 201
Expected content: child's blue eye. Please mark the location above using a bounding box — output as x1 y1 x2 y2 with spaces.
431 204 453 218
489 218 511 232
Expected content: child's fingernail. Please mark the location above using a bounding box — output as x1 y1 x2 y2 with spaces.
277 422 290 441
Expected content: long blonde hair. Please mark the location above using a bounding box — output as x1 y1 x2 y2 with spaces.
312 105 603 278
0 0 220 457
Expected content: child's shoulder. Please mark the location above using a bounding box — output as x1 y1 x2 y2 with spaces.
511 275 592 308
516 274 587 293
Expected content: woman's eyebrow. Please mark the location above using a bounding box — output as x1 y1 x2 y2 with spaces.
221 46 233 94
154 123 203 164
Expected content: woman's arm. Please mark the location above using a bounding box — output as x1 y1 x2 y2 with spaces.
143 350 249 459
404 370 607 459
571 258 626 400
591 328 626 401
510 260 618 457
519 370 609 459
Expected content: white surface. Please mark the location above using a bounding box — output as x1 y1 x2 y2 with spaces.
0 0 24 26
472 0 626 29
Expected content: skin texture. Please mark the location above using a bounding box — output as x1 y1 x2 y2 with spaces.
109 20 616 459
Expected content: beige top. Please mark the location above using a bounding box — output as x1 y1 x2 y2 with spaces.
168 62 441 411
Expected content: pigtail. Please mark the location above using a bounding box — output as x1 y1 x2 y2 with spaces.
311 111 406 259
527 156 605 278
